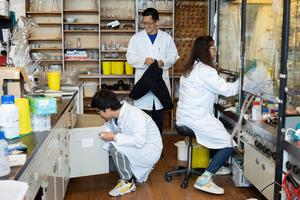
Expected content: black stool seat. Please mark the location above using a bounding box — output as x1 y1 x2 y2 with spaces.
176 125 196 138
165 124 203 189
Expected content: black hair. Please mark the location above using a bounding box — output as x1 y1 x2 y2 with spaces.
142 8 159 21
183 35 215 77
91 89 122 111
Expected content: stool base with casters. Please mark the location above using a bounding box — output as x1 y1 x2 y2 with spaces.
165 125 204 189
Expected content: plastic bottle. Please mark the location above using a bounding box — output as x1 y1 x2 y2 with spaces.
0 95 20 139
252 99 261 121
0 129 10 176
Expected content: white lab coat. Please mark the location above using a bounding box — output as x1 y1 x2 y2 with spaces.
104 101 163 182
176 61 239 149
126 30 179 110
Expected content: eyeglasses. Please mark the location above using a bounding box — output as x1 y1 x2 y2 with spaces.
141 21 156 26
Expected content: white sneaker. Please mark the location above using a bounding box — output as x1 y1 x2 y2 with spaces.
194 180 224 195
108 179 136 197
215 166 231 175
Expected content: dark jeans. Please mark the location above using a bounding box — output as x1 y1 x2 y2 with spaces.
143 103 164 136
206 147 235 174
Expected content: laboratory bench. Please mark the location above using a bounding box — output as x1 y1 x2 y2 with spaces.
0 84 109 200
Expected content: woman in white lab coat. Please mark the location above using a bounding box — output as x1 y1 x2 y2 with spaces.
91 89 162 197
126 8 179 135
176 36 239 195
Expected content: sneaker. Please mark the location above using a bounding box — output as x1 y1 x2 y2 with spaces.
194 171 213 186
108 179 136 197
194 180 224 195
215 166 231 175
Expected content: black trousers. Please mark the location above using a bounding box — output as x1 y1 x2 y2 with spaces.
143 103 164 136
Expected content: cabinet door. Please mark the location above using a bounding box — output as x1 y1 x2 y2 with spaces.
259 156 275 200
69 114 109 178
244 144 260 187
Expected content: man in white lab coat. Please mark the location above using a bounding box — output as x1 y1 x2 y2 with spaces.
91 89 163 197
176 36 239 194
126 8 179 135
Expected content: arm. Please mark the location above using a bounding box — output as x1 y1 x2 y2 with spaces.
160 35 179 70
114 116 147 148
199 67 239 97
126 36 148 69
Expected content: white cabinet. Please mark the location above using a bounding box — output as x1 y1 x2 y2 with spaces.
244 143 275 200
69 114 109 177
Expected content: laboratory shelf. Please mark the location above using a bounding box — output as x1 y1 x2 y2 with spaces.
285 140 300 158
285 88 300 97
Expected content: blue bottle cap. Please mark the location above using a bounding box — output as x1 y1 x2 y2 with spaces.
1 95 15 104
0 131 4 140
262 108 269 113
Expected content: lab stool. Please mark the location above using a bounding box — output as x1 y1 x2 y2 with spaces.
165 125 203 189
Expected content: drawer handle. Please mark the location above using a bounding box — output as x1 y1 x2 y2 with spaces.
262 164 266 170
255 158 259 165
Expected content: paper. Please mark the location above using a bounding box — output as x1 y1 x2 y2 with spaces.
81 138 94 148
0 180 28 200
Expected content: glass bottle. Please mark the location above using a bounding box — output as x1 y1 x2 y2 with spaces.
51 0 60 12
37 0 44 11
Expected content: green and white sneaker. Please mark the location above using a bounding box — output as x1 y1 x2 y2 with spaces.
194 180 224 195
215 166 231 175
108 179 136 197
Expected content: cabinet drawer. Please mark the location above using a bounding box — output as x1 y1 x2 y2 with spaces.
69 114 108 178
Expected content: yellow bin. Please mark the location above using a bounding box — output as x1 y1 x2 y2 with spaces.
111 62 116 74
192 142 210 168
125 62 134 75
48 71 61 91
114 61 124 75
15 98 32 135
102 61 111 75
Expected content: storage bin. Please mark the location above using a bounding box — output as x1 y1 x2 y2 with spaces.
125 62 134 75
102 62 111 75
83 82 98 97
114 61 124 75
192 143 210 168
174 141 187 161
47 71 61 91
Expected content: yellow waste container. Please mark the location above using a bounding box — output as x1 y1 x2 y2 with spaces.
111 62 116 74
47 71 61 91
125 62 134 75
192 141 210 168
115 61 124 75
15 98 32 135
102 61 111 75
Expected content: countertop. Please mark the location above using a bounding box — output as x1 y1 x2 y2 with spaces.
0 92 77 180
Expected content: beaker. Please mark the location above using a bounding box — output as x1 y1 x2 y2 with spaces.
51 0 60 12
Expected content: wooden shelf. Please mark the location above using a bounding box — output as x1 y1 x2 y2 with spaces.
27 11 61 14
40 60 63 62
79 74 99 79
100 17 135 21
101 50 127 53
101 75 134 78
101 58 127 61
31 48 62 50
138 9 172 14
113 90 130 95
65 47 99 50
64 30 99 33
28 38 62 41
37 22 61 25
65 59 99 62
63 9 98 13
64 22 99 25
100 29 135 33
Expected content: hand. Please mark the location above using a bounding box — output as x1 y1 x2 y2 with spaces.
145 57 154 65
99 131 115 141
158 60 164 68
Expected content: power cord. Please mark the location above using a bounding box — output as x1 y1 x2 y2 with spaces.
258 181 282 200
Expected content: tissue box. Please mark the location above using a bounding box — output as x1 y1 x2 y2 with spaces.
29 97 57 115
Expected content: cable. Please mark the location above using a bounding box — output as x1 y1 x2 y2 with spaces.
258 181 282 200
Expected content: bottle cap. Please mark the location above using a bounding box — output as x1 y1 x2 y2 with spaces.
262 108 269 113
1 95 14 104
253 101 260 105
0 131 4 140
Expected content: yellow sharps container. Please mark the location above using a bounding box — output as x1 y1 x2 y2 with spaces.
125 62 134 75
102 61 111 75
15 98 32 135
115 61 124 75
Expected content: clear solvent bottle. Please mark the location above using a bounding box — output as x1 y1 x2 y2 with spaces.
0 129 10 177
